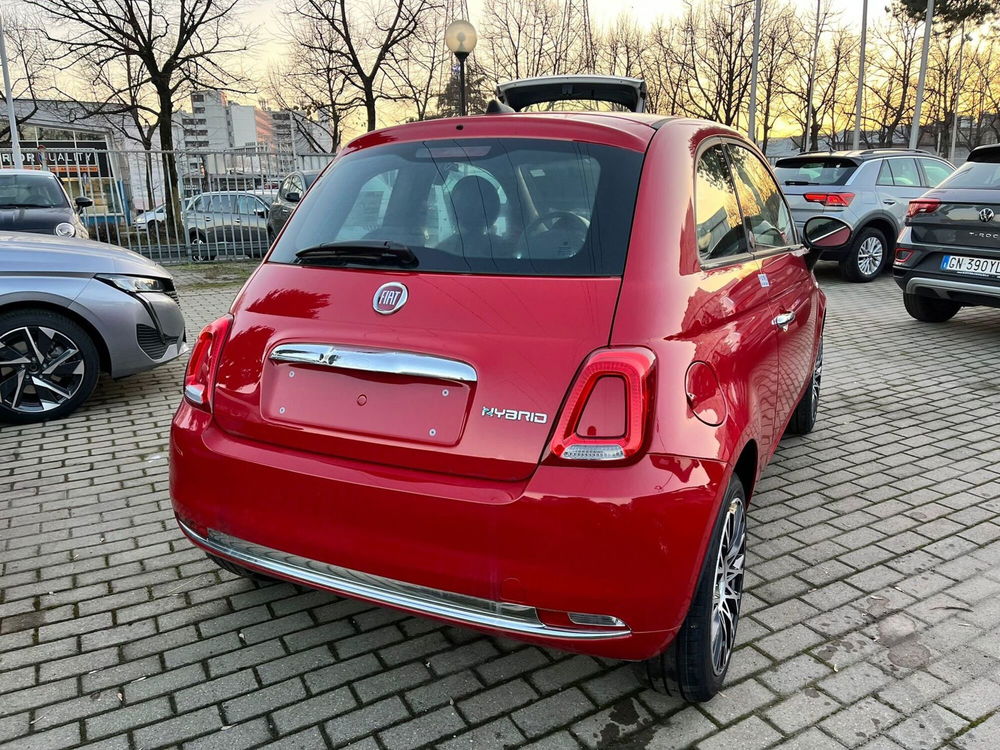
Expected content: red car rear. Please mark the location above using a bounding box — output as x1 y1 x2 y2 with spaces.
171 98 829 701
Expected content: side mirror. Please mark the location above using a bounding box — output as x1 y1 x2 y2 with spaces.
255 206 269 217
75 196 94 211
802 216 851 269
286 191 301 203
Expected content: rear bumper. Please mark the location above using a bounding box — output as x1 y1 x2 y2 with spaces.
170 404 729 660
895 272 1000 307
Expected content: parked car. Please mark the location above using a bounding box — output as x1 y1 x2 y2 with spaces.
184 190 273 261
774 149 953 282
893 144 1000 322
0 169 93 239
0 232 186 423
133 197 196 233
267 170 320 239
170 77 841 702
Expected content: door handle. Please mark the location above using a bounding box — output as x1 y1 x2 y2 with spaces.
772 311 796 331
883 199 896 205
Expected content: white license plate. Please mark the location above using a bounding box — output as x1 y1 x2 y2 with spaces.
940 255 1000 278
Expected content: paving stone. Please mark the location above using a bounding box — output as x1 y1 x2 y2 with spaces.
437 717 524 750
571 696 653 748
457 678 538 723
378 705 465 750
820 698 903 748
696 716 781 750
511 687 594 738
270 687 356 735
323 697 410 746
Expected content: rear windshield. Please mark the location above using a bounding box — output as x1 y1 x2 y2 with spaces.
939 160 1000 190
773 157 858 186
269 138 644 276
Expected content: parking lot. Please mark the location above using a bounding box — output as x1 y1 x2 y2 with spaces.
1 264 999 750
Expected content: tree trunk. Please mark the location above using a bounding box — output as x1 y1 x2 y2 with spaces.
365 88 377 132
156 90 183 244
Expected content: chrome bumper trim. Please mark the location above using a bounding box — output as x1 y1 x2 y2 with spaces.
269 343 477 383
906 277 1000 300
178 521 630 640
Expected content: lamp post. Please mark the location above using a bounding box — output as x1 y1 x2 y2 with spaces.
445 20 477 117
851 0 869 150
747 0 762 144
0 14 24 169
909 0 935 150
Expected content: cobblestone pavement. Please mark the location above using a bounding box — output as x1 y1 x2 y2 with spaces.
2 264 1000 750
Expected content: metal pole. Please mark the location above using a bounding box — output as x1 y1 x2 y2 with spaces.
803 0 821 152
747 0 762 143
852 0 869 150
949 21 966 162
458 53 468 117
0 15 24 169
909 0 935 150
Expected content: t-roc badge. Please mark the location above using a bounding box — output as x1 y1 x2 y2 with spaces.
373 282 408 314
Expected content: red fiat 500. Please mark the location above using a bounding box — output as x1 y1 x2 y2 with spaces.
171 84 843 700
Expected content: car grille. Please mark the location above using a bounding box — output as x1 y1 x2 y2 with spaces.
136 325 179 359
165 287 180 305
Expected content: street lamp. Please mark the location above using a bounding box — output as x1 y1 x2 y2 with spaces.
0 14 24 169
445 20 477 117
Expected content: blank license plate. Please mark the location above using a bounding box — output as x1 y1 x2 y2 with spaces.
941 255 1000 278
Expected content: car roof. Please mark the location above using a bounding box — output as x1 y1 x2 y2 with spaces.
779 149 945 163
343 112 681 155
0 168 61 178
968 144 1000 162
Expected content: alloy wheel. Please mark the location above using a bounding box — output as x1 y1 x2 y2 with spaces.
857 236 883 277
710 496 746 675
0 326 86 414
811 340 824 418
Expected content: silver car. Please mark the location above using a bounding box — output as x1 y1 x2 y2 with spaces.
184 190 273 261
774 149 954 282
0 231 186 424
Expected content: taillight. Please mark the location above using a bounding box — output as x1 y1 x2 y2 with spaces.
803 192 855 207
906 198 940 218
548 347 655 464
894 246 915 264
183 314 233 411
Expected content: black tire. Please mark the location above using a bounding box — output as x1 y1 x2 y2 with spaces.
839 226 888 283
0 309 100 424
207 553 276 584
903 292 960 323
189 231 216 262
786 337 823 435
642 475 748 702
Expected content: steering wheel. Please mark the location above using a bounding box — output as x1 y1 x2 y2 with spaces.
524 211 590 239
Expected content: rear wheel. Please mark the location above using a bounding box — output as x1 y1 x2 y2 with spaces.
643 475 747 702
786 337 822 435
903 292 960 322
840 227 887 282
0 309 100 424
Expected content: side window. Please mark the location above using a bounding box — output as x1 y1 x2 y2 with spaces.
919 159 953 187
210 194 236 214
191 195 208 212
727 144 794 249
695 144 748 261
876 161 893 186
888 158 920 187
236 195 263 215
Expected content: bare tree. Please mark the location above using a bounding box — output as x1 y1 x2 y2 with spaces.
387 3 449 121
480 0 575 83
285 0 440 132
0 9 53 142
23 0 253 236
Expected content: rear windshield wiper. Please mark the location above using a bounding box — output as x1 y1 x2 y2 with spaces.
293 241 418 268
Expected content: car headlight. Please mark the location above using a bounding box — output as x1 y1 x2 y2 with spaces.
96 274 168 294
54 222 76 237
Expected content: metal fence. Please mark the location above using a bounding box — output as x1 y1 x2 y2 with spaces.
1 147 337 264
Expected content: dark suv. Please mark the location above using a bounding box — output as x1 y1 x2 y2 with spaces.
774 150 953 282
893 144 1000 322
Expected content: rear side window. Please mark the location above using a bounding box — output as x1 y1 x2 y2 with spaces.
919 159 953 187
727 145 794 249
270 138 643 276
938 161 1000 189
773 157 857 186
878 158 920 187
695 145 748 261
